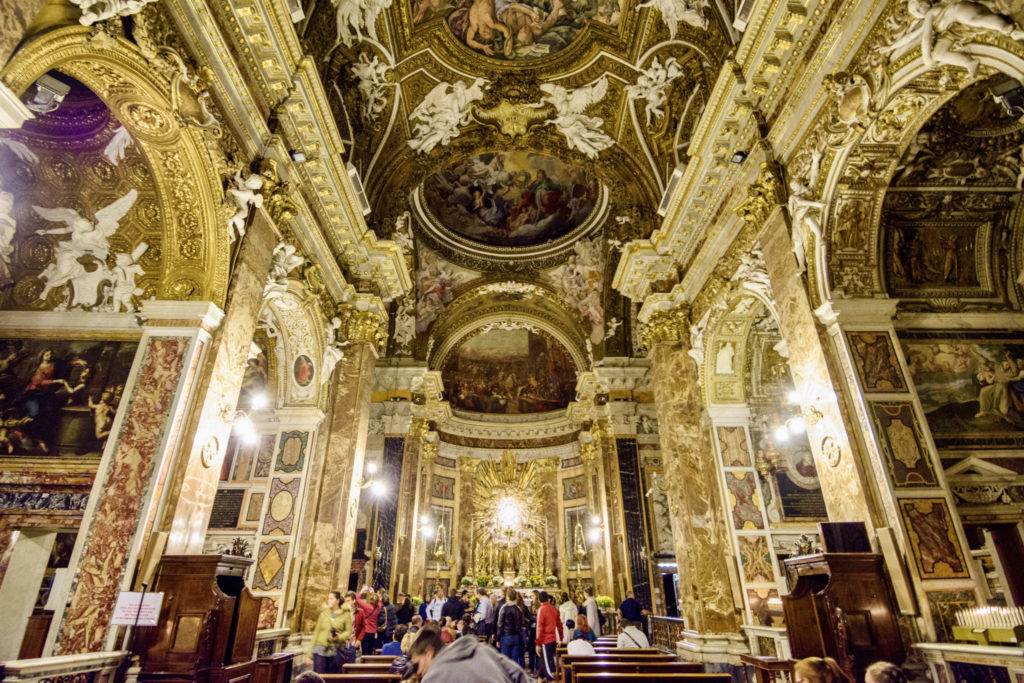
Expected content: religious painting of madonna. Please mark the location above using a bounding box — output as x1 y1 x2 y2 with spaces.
901 334 1024 440
0 339 137 457
442 328 576 414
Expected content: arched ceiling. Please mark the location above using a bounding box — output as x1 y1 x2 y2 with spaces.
299 0 734 414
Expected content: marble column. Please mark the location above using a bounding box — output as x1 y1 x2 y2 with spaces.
641 306 740 634
393 418 428 595
579 433 614 600
159 207 279 555
757 208 879 525
407 433 438 598
52 301 222 655
295 306 385 632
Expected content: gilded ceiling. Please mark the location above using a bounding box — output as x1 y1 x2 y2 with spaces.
300 0 730 411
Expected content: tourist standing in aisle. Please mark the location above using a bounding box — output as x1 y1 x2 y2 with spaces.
475 587 494 641
304 590 352 673
535 591 561 681
354 587 381 656
396 592 413 624
558 591 578 643
427 586 445 622
497 587 524 666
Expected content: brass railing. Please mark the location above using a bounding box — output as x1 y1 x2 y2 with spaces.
647 615 686 653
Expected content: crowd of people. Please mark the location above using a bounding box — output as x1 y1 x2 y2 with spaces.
302 585 910 682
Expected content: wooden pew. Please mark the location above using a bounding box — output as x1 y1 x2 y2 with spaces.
560 653 676 683
341 662 394 675
567 661 703 683
575 675 730 683
322 675 400 682
357 655 397 664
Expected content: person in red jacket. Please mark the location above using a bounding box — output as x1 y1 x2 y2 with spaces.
355 586 382 656
534 591 561 681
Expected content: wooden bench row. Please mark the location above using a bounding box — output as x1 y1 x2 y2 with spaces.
323 677 728 682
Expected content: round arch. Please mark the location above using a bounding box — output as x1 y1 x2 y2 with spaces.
1 26 232 305
259 283 330 408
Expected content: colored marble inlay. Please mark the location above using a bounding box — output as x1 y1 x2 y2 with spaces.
726 472 764 530
738 535 773 583
254 434 274 478
847 331 907 392
263 477 300 535
899 498 969 579
870 402 937 487
717 426 751 467
57 337 189 654
275 430 308 473
254 539 289 590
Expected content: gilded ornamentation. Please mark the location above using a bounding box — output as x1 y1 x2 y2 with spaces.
638 304 690 349
336 303 388 350
258 159 299 227
472 101 552 138
735 162 787 226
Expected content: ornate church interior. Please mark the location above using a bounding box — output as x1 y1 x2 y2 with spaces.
0 0 1023 681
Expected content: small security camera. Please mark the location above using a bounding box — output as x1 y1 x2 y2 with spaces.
990 77 1024 118
26 74 71 114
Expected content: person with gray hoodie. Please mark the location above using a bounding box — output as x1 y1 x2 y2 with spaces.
408 623 530 683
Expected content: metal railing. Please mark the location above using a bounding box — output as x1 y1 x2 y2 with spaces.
646 615 687 653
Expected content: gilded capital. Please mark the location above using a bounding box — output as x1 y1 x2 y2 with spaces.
259 158 299 225
638 304 691 349
336 302 388 350
421 439 439 462
734 162 786 226
579 440 599 463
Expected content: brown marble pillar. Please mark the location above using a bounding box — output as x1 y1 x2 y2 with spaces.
295 307 385 632
579 435 614 599
641 307 740 634
407 434 438 599
392 418 427 594
159 208 279 555
758 208 878 525
53 301 222 654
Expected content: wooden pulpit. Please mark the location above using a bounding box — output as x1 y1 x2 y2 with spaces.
137 554 261 683
782 553 904 681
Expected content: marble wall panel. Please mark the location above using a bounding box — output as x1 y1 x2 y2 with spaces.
430 474 455 500
738 535 773 583
925 588 976 642
258 595 279 630
847 332 907 392
726 472 764 530
253 434 275 478
245 492 264 523
57 337 189 654
899 498 969 579
562 474 585 500
275 431 308 474
870 402 938 487
717 426 752 467
254 539 289 590
262 477 300 535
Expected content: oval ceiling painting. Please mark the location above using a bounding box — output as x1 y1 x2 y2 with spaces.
442 327 577 414
423 151 599 248
413 0 622 59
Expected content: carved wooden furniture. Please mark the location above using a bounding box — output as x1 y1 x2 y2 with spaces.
137 554 261 683
739 654 796 683
568 662 702 683
782 553 904 681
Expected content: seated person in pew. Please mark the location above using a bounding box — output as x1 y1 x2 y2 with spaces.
793 656 847 683
382 624 407 656
388 630 418 676
865 661 908 683
566 628 596 656
407 620 532 682
616 619 650 649
572 614 597 644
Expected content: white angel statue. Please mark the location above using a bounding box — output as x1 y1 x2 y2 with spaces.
408 79 487 154
332 0 392 48
321 316 346 384
72 0 159 25
541 76 615 159
33 189 137 307
392 211 413 256
106 242 148 312
0 190 15 287
604 316 622 340
352 52 391 122
636 0 708 38
227 171 264 242
880 0 1024 78
626 57 685 125
103 126 135 166
392 296 416 354
0 138 39 164
269 242 305 283
786 148 824 273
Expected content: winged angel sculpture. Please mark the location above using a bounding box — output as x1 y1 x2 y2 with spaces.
540 76 615 159
33 190 139 309
408 79 488 154
880 0 1024 78
636 0 709 37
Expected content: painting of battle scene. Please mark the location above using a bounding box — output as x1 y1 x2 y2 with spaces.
423 152 599 247
442 327 576 414
901 338 1024 433
0 339 137 456
413 0 621 58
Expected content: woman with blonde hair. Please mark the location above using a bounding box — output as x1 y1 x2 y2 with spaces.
793 656 846 683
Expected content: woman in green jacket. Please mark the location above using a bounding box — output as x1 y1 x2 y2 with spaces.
304 590 353 673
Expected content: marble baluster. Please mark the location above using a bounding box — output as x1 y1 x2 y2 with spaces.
643 308 740 634
53 301 222 654
158 207 279 555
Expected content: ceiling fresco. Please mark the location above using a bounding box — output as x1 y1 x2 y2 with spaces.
302 0 729 393
422 151 600 248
